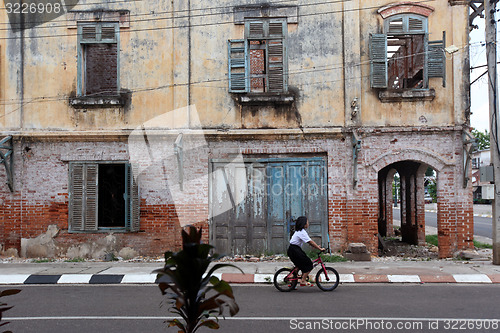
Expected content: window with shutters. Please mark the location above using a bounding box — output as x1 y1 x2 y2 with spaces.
228 18 288 95
69 162 140 232
77 22 120 97
370 14 446 99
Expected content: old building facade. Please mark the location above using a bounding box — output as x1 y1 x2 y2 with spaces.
0 0 473 258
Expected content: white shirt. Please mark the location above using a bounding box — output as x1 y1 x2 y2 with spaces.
290 229 311 247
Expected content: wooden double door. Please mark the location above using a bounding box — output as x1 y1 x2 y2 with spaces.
211 157 327 255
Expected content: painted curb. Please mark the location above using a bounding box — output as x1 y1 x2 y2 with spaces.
0 273 498 285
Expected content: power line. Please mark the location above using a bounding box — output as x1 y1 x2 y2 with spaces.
0 0 436 40
0 39 474 118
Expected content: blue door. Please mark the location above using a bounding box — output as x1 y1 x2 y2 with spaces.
267 158 327 253
211 157 327 255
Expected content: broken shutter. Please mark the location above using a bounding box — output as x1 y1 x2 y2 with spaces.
125 163 140 232
427 31 446 87
228 39 248 92
69 163 98 232
370 33 388 89
268 19 287 92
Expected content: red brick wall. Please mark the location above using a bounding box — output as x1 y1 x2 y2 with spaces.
0 130 473 258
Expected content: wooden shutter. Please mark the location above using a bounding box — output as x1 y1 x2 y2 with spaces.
80 24 97 42
125 164 140 232
79 22 118 43
370 33 388 89
69 163 98 232
84 164 98 231
247 20 265 38
268 19 287 92
100 24 117 42
69 163 84 231
228 39 248 92
427 32 446 87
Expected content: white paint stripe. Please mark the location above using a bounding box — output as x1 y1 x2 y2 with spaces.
253 274 274 283
121 274 157 284
0 274 30 284
4 316 500 321
388 275 421 283
340 274 355 283
57 274 93 284
453 274 492 283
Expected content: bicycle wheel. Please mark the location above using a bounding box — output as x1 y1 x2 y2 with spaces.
315 267 340 291
273 268 298 292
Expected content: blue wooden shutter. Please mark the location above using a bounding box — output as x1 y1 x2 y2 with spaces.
69 163 98 232
125 163 140 232
268 19 287 92
370 33 388 89
427 31 446 87
228 39 248 92
69 163 84 232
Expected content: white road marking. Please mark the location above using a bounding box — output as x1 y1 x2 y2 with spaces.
4 316 499 321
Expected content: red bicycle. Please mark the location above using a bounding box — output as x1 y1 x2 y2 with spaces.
273 250 340 292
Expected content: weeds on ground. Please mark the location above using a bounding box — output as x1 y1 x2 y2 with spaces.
305 250 347 262
32 258 55 263
427 235 492 250
473 240 493 249
64 258 85 263
425 235 439 247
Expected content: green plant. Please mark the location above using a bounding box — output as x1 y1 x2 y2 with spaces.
32 258 55 263
305 250 347 262
425 235 439 247
0 289 21 333
64 257 85 262
473 240 493 249
154 227 241 332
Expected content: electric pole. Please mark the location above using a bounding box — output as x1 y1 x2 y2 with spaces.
485 0 500 264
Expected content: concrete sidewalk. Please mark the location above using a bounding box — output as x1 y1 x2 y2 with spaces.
1 258 500 285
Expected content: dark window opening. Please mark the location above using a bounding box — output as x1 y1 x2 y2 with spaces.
387 34 425 89
98 164 126 228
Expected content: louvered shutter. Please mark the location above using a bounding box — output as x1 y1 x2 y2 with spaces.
228 39 248 92
69 163 84 231
408 17 424 33
268 19 287 92
370 34 388 89
69 163 98 232
427 32 446 87
79 23 118 43
80 24 97 42
100 24 117 42
247 20 265 38
84 164 98 231
125 164 140 232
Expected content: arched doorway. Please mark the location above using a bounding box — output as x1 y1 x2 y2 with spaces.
378 161 430 248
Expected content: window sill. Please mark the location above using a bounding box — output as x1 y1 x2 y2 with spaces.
70 95 126 109
235 93 295 105
378 89 436 103
69 229 136 233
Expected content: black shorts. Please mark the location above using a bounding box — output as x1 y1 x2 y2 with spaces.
287 244 313 273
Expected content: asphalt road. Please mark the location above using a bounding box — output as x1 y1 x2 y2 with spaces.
393 209 493 239
2 284 500 333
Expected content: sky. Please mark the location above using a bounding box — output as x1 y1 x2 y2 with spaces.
469 17 491 133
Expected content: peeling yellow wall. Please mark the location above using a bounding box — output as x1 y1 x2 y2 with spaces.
0 0 469 132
